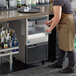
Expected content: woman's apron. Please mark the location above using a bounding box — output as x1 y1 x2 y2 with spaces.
56 13 75 51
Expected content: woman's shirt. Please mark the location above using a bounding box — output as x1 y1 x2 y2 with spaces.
53 0 73 14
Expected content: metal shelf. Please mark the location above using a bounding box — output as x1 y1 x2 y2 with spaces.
0 47 19 57
0 51 19 57
0 46 19 53
0 46 19 72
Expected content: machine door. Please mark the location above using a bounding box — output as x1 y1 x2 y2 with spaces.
26 16 49 45
28 16 49 35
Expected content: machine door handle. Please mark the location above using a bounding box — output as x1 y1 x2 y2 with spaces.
28 16 48 21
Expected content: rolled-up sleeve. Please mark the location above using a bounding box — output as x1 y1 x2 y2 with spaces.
53 0 65 6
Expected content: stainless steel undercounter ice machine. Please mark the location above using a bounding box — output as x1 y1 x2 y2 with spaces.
9 15 49 64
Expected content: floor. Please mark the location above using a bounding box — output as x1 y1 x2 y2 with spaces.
0 58 76 76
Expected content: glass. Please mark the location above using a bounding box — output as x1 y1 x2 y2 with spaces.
45 0 49 4
23 0 31 12
0 0 6 6
26 0 31 9
9 0 17 8
40 0 45 3
31 0 36 6
0 0 7 9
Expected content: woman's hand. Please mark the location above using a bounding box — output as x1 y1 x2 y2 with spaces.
46 27 52 33
45 18 53 26
45 18 53 33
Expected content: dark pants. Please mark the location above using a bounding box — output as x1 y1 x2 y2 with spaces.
57 50 75 69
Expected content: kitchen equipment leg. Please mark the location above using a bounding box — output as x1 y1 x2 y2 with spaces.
9 54 13 72
0 57 2 66
42 61 45 65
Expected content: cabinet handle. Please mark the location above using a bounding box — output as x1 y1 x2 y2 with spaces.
28 44 38 48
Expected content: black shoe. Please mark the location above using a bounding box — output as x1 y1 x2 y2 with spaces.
48 63 63 68
59 67 74 73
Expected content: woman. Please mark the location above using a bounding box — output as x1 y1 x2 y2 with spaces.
45 0 75 73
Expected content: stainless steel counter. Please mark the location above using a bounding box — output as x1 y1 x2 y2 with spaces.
0 5 53 22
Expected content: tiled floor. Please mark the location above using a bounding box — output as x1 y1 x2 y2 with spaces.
0 59 76 76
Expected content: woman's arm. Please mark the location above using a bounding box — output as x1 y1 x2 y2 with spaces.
45 6 62 33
